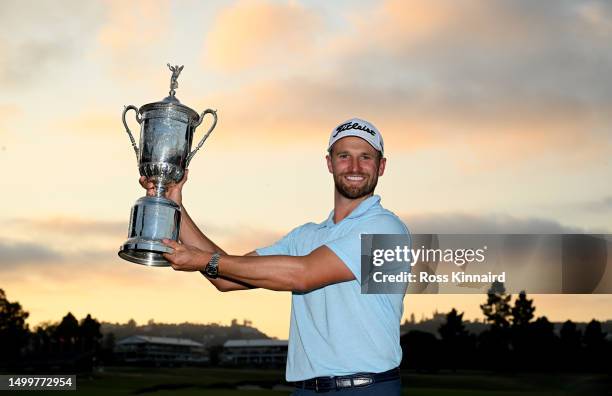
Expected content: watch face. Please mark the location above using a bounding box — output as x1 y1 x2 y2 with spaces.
206 255 219 278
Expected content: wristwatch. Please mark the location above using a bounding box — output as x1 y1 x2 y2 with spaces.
204 252 221 279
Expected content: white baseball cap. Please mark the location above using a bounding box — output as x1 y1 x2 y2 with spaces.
327 118 384 155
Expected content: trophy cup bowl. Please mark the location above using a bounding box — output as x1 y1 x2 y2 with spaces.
118 64 217 266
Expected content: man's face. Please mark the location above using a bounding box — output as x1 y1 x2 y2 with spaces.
326 136 386 200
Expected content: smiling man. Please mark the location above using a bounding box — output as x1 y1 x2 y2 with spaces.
141 118 410 395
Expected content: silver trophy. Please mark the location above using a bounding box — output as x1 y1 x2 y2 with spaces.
118 64 218 266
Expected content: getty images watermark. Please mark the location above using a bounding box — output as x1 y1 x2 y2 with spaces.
360 234 612 294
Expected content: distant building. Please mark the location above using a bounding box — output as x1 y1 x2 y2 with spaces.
114 335 208 365
221 339 288 367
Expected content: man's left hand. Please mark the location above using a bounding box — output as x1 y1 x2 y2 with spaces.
162 239 211 272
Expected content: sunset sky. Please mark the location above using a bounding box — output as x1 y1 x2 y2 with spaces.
1 0 611 339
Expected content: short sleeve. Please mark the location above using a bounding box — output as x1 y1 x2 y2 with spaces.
325 214 409 279
256 224 306 256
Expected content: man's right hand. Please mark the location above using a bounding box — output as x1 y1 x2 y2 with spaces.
139 170 188 205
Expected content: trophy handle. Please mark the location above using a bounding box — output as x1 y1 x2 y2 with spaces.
122 105 142 161
186 108 218 166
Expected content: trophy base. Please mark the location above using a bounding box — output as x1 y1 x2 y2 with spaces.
119 240 173 267
119 195 181 267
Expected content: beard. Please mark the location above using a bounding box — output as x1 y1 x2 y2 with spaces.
333 172 379 199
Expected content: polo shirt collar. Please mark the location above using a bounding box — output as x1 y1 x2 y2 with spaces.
319 195 381 228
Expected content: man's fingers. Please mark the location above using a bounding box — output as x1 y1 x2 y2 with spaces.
163 253 178 269
162 254 181 271
162 239 180 249
139 176 155 189
177 170 189 187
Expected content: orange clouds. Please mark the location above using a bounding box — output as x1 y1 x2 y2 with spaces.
98 0 170 51
377 0 455 40
577 1 612 36
6 217 125 237
205 0 320 71
0 103 21 135
197 75 609 173
97 0 171 80
54 111 119 137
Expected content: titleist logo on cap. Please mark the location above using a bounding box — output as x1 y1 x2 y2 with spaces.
332 122 377 138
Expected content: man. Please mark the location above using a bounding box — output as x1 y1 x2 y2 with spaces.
140 118 409 395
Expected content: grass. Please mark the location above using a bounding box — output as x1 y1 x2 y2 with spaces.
22 367 610 396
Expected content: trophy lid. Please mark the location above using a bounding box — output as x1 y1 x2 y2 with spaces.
139 64 200 121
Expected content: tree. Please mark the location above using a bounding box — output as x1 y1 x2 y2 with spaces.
480 282 512 329
529 316 557 370
511 291 535 327
510 291 536 366
583 320 606 350
400 330 440 372
0 289 30 365
439 309 468 340
31 322 57 356
79 314 102 352
582 319 607 371
439 309 472 371
478 282 513 369
55 312 79 352
0 289 30 366
559 320 581 350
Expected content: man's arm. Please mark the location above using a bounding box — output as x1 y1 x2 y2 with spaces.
139 174 254 292
163 241 355 292
179 206 256 291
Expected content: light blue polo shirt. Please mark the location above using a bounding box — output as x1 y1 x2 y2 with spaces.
256 195 410 381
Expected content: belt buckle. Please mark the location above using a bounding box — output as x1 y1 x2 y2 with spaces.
335 377 353 389
352 376 373 387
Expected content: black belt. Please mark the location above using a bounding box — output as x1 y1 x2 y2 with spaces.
292 367 400 392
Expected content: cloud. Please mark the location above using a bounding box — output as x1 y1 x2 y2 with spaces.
54 112 118 137
195 0 612 168
4 217 126 237
204 0 321 71
0 40 71 89
536 196 612 216
95 0 171 80
0 0 103 89
203 76 609 171
0 215 282 269
0 218 127 265
400 212 603 234
0 237 121 268
342 0 612 111
0 240 62 265
576 196 612 213
203 224 283 255
0 103 21 137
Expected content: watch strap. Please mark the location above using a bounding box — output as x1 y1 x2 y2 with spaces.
205 252 221 278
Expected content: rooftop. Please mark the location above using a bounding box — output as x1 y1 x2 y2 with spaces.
224 339 288 348
117 335 203 347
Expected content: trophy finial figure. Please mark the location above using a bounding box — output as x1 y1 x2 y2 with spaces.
167 63 184 97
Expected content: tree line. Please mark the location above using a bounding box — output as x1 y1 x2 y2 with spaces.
2 285 610 372
0 289 110 371
401 282 611 372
